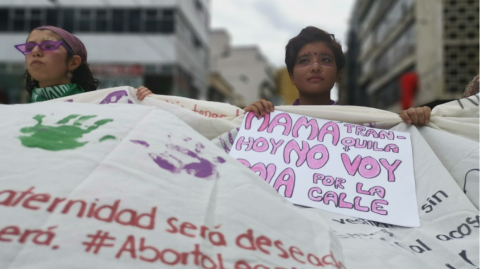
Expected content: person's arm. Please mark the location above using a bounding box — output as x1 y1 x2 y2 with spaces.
244 99 275 117
136 86 153 101
399 106 431 126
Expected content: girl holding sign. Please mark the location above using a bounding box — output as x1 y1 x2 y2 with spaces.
244 26 431 126
15 26 152 103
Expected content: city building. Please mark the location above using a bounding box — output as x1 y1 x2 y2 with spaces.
340 0 479 111
210 29 278 107
208 72 234 103
0 0 210 103
207 28 234 104
276 67 298 105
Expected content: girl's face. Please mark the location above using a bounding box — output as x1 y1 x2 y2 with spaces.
290 41 341 97
25 30 72 88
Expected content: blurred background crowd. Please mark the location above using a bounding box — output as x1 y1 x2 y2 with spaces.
0 0 478 112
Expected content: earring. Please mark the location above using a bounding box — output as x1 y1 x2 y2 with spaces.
66 70 73 79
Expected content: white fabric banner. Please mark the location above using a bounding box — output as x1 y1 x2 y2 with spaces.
0 87 478 269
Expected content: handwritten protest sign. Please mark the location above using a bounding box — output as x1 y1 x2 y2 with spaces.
230 111 419 227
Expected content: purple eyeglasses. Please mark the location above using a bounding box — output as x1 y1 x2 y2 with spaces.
14 40 73 55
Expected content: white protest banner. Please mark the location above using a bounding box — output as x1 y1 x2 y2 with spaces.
229 110 419 227
1 92 478 268
0 103 346 269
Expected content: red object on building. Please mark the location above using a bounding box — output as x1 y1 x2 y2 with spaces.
399 72 418 110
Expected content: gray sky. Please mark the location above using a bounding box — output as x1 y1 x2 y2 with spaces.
211 0 356 68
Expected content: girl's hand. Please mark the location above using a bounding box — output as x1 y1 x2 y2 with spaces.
136 86 153 101
244 99 275 117
399 106 431 126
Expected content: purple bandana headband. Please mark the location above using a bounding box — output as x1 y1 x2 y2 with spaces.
33 26 87 64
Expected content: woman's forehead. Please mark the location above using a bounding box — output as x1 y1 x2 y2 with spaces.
298 42 333 56
27 30 62 42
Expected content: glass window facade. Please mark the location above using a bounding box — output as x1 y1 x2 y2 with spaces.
359 1 380 34
375 24 415 78
177 14 207 67
376 0 416 43
359 33 374 58
372 77 400 109
371 66 415 109
0 8 176 34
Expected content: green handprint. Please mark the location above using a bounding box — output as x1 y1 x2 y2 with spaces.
19 114 114 151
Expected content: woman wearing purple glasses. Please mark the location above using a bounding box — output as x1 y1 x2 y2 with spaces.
15 26 152 102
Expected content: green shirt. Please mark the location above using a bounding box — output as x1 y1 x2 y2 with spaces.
30 83 85 103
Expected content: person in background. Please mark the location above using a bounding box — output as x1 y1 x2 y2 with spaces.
15 25 151 103
397 71 431 125
244 26 430 126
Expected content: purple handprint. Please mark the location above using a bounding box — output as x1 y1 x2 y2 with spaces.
149 140 224 179
100 90 133 104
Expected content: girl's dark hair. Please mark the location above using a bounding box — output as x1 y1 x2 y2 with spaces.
24 41 98 95
285 26 345 75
